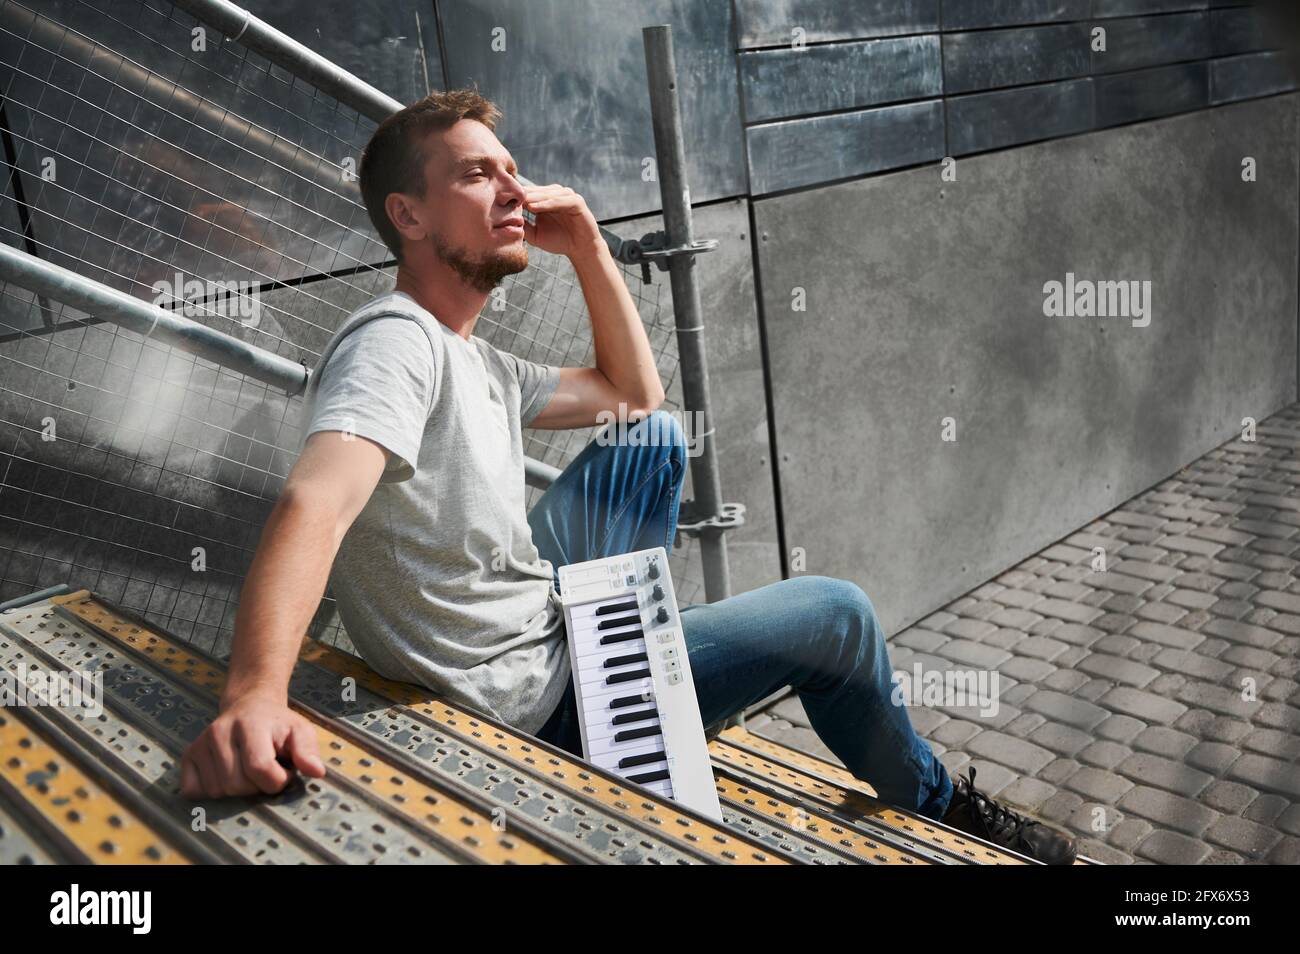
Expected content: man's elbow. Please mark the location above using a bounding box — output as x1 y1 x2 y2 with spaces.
629 381 666 417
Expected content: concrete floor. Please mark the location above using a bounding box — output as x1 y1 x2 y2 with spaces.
748 401 1300 864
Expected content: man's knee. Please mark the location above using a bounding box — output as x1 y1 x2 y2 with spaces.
777 575 883 688
642 409 687 455
789 574 874 613
603 409 687 469
796 575 883 644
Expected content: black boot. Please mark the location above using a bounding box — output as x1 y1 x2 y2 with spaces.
942 767 1078 865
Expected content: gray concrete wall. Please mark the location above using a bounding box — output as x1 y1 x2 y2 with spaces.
755 92 1299 633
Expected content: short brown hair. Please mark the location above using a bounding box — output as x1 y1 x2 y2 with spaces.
359 87 503 262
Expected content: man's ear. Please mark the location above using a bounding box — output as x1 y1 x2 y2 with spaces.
385 192 427 246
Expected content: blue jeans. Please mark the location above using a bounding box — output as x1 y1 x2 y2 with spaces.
527 411 954 819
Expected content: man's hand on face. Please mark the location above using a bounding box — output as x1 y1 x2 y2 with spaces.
521 184 605 261
179 691 327 799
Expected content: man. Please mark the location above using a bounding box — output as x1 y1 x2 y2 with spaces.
180 89 1078 864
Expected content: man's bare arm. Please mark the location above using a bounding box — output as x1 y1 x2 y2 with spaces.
519 185 665 430
179 430 388 799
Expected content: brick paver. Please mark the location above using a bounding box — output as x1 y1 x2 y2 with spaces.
749 403 1300 864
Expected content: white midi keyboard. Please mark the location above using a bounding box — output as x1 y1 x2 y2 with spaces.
558 547 723 822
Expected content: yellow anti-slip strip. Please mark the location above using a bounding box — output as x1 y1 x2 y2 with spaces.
713 727 1029 865
47 593 562 865
711 772 929 865
0 707 189 865
718 726 1096 866
55 592 784 865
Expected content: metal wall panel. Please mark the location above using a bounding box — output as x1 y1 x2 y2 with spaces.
1093 0 1209 15
746 100 945 195
943 24 1092 94
734 0 940 48
1210 6 1270 57
437 0 745 221
1091 12 1211 75
240 0 443 106
948 78 1095 154
1210 50 1297 103
941 0 1090 31
737 0 1291 191
1095 61 1210 126
755 93 1297 633
740 35 941 123
647 199 782 596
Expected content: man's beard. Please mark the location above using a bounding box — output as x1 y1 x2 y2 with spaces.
429 229 529 294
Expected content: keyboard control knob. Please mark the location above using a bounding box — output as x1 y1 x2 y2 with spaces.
647 562 660 580
655 606 669 624
652 584 665 602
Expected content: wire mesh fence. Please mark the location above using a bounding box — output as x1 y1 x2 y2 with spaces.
0 0 701 659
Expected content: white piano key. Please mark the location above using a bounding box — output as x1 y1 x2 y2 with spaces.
586 731 664 760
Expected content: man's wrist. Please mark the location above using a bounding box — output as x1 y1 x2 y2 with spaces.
568 239 611 270
220 678 288 711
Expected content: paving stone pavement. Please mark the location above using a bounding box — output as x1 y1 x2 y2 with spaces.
749 402 1300 864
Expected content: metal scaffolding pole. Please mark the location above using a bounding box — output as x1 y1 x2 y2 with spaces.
642 26 734 605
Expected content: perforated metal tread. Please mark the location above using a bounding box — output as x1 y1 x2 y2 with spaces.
2 602 566 864
0 696 197 864
0 590 1084 864
712 726 1099 865
47 592 780 865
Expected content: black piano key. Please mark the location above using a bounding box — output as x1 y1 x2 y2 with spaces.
613 724 661 743
611 706 658 725
595 599 639 615
618 750 667 769
609 694 652 709
604 651 648 668
598 629 644 646
607 668 652 685
597 614 642 630
627 768 671 785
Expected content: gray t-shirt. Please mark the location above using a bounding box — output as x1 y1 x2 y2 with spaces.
297 290 569 734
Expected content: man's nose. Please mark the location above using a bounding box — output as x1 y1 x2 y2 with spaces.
501 175 526 201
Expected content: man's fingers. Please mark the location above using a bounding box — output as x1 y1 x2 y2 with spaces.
190 738 221 799
234 719 291 794
208 724 257 797
179 748 201 799
285 720 326 778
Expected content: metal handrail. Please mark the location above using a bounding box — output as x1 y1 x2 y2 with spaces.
0 243 308 391
0 243 563 488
